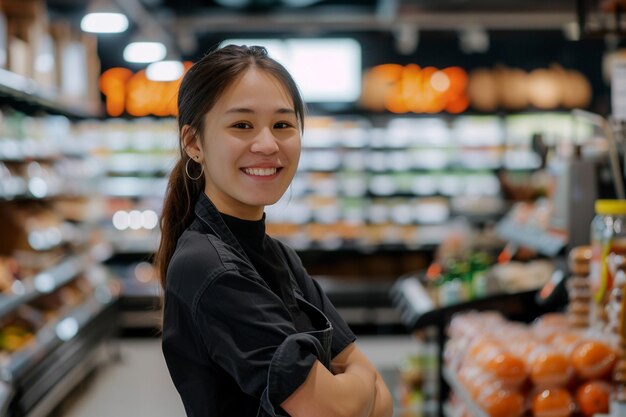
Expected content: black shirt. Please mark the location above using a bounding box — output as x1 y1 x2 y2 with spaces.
162 192 356 417
220 212 315 333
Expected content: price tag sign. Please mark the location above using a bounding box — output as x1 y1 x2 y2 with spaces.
611 58 626 121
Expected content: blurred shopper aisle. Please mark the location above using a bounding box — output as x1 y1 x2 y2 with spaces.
58 335 417 417
61 339 186 417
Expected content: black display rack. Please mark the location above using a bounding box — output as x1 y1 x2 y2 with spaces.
390 275 556 417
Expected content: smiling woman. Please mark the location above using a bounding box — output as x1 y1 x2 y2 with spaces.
187 68 302 220
155 45 393 417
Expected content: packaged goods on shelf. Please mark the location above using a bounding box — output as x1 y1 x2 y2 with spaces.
397 342 439 417
0 306 42 357
490 260 554 293
444 310 621 417
84 112 566 255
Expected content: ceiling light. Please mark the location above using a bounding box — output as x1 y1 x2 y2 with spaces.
81 12 129 34
146 60 184 81
123 42 167 63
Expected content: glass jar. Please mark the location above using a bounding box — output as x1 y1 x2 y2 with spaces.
589 200 626 328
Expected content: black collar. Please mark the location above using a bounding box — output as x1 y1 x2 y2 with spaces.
192 192 312 304
193 192 252 265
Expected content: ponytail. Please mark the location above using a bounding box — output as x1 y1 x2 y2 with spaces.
155 157 204 289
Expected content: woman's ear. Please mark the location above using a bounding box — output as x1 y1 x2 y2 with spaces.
181 124 203 161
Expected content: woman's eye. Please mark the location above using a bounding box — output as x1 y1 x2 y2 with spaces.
274 122 292 129
231 122 253 129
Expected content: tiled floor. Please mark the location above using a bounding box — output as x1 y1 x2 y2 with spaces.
59 335 419 417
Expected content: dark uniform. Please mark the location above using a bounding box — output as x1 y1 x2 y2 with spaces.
162 192 356 416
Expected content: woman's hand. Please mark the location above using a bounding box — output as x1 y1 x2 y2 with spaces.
331 343 394 417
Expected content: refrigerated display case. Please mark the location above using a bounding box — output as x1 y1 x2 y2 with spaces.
0 66 120 416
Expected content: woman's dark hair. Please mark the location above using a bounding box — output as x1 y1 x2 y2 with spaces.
155 44 306 290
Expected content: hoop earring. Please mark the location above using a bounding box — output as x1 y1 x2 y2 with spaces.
185 158 204 180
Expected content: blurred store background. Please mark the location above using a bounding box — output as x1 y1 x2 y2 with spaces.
1 0 626 416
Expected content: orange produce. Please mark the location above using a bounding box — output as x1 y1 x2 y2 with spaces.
466 338 527 388
468 338 502 359
576 381 611 416
532 388 575 417
571 341 617 380
551 333 583 357
477 388 525 417
530 350 573 388
484 352 527 388
511 339 540 358
458 366 494 399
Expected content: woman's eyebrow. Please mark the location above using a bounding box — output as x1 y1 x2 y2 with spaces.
224 107 295 114
225 107 254 114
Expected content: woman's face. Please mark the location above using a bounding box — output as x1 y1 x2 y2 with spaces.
198 68 301 220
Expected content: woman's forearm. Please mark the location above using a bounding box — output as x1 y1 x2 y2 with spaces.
330 343 394 417
282 360 378 417
368 373 394 417
338 366 393 417
337 361 377 417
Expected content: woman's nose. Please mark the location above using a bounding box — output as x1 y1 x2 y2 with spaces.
250 128 279 154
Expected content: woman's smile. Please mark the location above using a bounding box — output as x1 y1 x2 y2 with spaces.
241 166 283 178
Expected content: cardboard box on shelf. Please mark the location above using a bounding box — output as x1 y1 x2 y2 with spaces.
50 21 70 91
33 29 55 88
2 0 55 85
51 21 100 110
7 17 34 78
84 33 101 112
0 1 7 69
6 19 56 88
1 0 45 21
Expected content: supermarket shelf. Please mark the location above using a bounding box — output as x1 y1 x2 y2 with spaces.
105 225 453 254
118 284 162 329
0 68 101 119
390 275 540 330
315 276 402 327
442 402 454 417
22 341 109 417
442 366 488 417
120 309 162 329
104 153 175 175
99 177 168 198
0 255 88 317
0 178 98 201
0 177 27 199
14 295 119 416
106 232 160 254
286 239 442 253
4 286 117 381
495 217 567 257
0 381 12 417
23 222 91 252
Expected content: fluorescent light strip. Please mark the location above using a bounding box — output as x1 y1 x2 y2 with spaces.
124 42 167 63
81 13 129 34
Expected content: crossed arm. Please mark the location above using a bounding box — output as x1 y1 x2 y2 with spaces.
281 343 394 417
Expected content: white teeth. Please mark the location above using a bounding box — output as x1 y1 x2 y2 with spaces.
243 167 277 176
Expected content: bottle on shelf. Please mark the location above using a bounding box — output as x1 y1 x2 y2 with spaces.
589 200 626 331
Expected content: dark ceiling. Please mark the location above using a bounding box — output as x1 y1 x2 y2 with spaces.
45 0 582 70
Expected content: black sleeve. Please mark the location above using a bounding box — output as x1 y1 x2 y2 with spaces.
193 268 323 415
278 243 357 358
